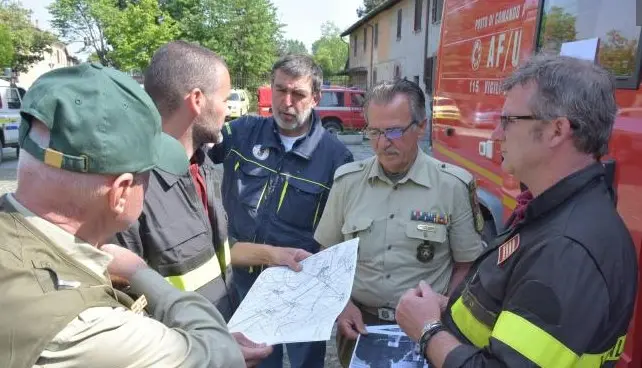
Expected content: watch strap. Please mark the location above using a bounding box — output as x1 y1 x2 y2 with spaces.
419 321 445 360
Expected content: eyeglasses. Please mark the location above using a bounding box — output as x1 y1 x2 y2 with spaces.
364 121 417 141
500 115 579 130
499 115 538 129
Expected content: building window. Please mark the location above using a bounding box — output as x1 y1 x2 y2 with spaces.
394 65 401 80
372 69 377 86
414 0 423 31
397 9 402 40
374 23 379 47
353 35 357 56
414 75 420 85
432 0 443 23
363 28 367 51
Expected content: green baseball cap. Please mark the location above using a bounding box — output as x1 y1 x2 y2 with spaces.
18 63 188 176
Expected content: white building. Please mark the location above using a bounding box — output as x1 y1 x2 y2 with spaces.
341 0 444 97
17 41 80 89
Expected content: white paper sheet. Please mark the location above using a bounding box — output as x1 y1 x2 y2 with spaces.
227 238 359 345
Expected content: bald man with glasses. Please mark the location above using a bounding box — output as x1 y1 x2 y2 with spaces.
313 80 485 367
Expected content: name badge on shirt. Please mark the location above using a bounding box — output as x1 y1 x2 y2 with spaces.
130 295 148 315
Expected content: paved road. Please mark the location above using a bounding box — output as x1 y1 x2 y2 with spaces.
0 149 18 194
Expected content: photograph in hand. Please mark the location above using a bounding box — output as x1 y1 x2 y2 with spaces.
349 325 431 368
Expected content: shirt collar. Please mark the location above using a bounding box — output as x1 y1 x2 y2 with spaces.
264 110 325 159
156 145 207 188
367 148 432 188
6 193 113 280
524 162 605 222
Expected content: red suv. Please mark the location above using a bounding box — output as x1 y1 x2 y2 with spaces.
255 86 367 133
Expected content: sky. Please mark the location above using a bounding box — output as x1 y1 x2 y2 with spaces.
18 0 364 56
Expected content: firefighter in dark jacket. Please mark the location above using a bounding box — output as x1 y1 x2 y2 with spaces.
395 55 638 368
209 54 354 368
114 42 308 367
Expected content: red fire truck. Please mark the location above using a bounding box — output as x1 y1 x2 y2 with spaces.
432 0 642 366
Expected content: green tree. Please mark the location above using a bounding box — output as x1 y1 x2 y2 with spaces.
0 24 14 68
102 0 179 71
178 0 282 90
357 0 385 17
311 22 348 77
0 1 56 73
279 39 308 56
538 6 577 53
48 0 113 65
50 0 180 70
599 30 638 76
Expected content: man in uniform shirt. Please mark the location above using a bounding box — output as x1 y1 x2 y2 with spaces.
395 55 638 367
0 63 257 367
314 80 485 366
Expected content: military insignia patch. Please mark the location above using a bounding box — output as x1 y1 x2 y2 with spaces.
468 181 485 234
497 234 520 265
252 145 270 161
416 242 435 263
411 210 449 225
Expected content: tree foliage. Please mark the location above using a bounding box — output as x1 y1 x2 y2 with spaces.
599 30 638 76
0 24 14 68
311 22 348 77
174 0 282 88
279 39 308 56
49 0 112 65
357 0 385 17
0 1 56 73
102 0 179 71
538 6 577 53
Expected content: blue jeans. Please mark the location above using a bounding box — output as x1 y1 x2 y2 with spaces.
234 266 327 368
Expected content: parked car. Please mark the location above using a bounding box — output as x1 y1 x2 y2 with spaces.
0 81 23 162
226 89 250 119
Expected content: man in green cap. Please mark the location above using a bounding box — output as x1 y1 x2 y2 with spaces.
0 63 255 367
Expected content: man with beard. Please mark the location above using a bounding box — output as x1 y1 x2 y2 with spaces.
114 43 309 367
209 54 354 368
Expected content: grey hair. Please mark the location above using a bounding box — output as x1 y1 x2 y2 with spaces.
502 54 617 158
271 54 323 94
144 40 227 117
364 79 427 123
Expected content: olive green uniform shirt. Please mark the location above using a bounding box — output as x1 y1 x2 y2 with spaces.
314 151 484 308
3 194 244 368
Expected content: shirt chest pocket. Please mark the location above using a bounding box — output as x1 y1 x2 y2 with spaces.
236 162 271 209
405 222 448 262
143 220 210 270
341 217 375 261
275 178 325 231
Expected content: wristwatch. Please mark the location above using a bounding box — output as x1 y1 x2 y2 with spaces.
418 320 445 360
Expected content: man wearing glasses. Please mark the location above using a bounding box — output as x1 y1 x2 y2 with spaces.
314 80 485 367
